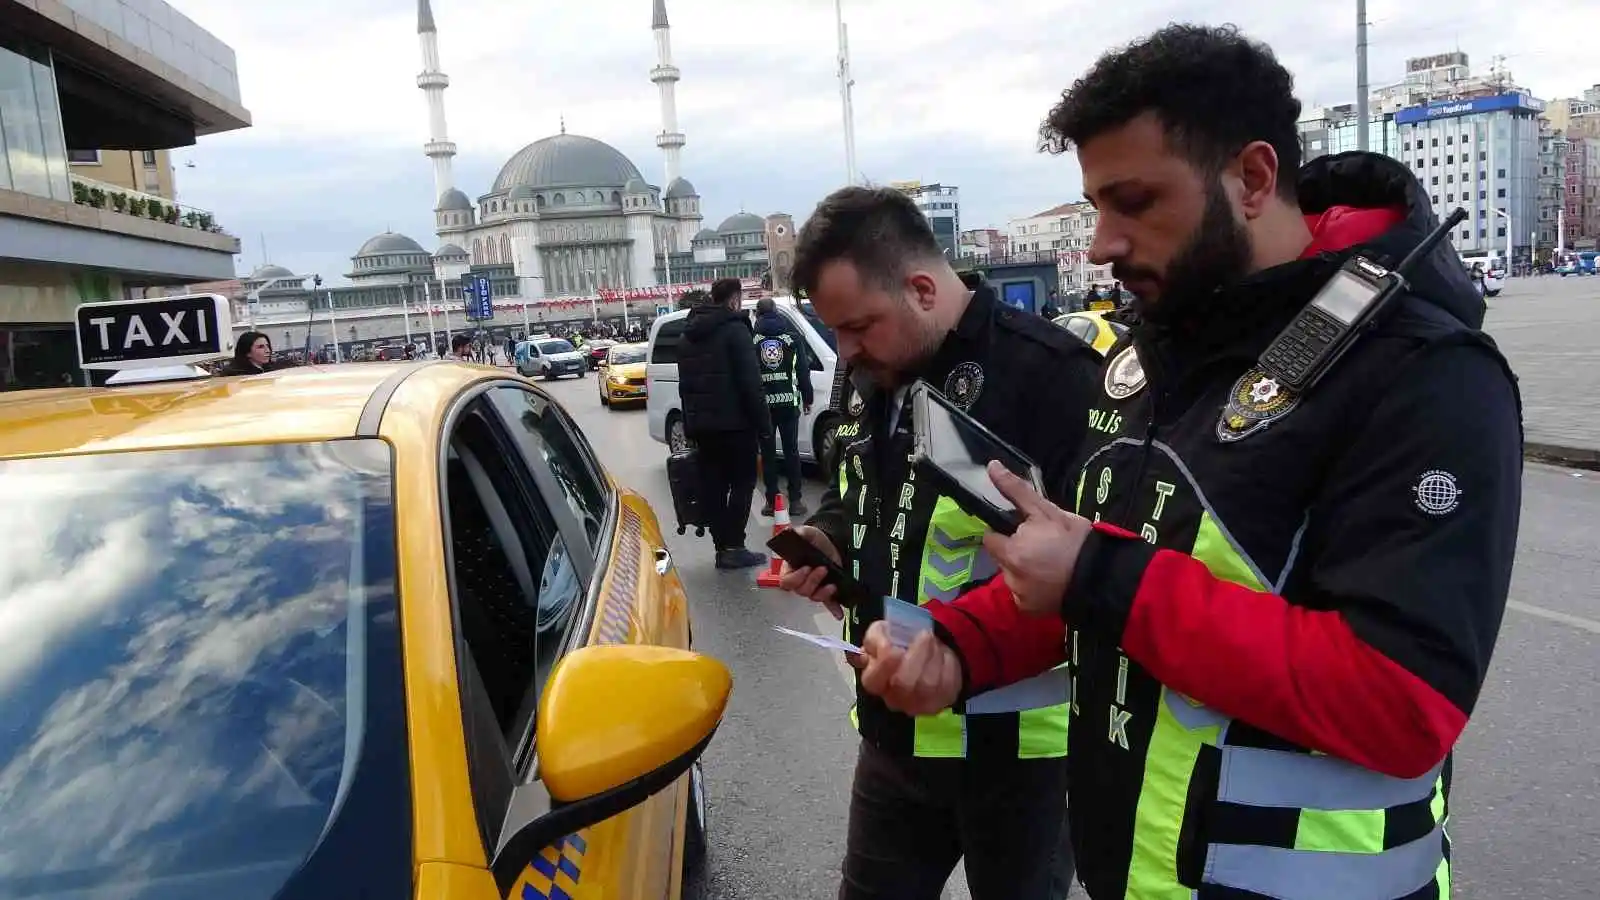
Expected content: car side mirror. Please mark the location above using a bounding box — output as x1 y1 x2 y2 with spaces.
490 645 731 885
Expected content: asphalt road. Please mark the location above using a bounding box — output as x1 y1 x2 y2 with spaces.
545 373 1598 900
1483 275 1600 452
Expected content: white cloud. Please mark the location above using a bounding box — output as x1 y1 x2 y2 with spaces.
168 0 1597 279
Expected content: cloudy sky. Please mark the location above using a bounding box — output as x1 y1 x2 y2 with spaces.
170 0 1595 284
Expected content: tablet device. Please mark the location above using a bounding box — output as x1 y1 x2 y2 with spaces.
909 379 1045 536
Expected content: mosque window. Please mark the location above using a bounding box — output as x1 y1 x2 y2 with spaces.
553 193 565 206
612 191 621 204
536 195 545 209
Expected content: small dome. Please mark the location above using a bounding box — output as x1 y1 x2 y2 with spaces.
692 228 720 242
508 185 537 201
665 176 698 198
434 243 468 258
436 188 471 211
249 264 297 280
718 212 765 234
623 176 650 194
356 232 427 257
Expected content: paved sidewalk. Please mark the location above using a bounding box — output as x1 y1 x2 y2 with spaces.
1482 276 1600 460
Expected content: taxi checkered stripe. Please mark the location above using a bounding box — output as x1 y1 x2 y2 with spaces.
518 831 587 899
594 507 645 644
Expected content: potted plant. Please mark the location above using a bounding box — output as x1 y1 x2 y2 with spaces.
72 181 90 205
110 192 128 213
128 197 147 217
146 200 165 221
88 187 106 209
163 206 180 225
197 212 215 231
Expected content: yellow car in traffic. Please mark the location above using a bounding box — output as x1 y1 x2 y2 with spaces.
597 342 649 408
1052 310 1129 355
0 295 729 900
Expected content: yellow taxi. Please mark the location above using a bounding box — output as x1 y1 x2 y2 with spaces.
1052 310 1129 355
596 342 649 408
0 295 729 900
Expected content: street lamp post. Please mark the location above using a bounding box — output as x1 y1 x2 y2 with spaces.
583 268 600 325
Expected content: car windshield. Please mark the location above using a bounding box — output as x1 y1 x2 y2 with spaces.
538 340 575 355
0 440 408 900
798 302 836 350
609 347 646 364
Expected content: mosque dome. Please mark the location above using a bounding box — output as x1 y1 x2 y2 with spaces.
436 188 472 211
665 176 698 198
623 176 650 195
434 243 468 258
507 184 537 201
491 133 646 193
691 228 720 242
356 232 428 257
249 264 296 280
718 212 765 234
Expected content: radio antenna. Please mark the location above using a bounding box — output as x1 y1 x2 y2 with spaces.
1393 207 1467 279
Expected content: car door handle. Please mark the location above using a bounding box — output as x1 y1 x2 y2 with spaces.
654 547 672 575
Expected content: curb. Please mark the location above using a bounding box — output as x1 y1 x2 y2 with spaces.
1525 442 1600 472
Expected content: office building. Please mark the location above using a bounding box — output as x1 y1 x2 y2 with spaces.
891 180 960 255
958 228 1007 260
1396 93 1545 262
1 0 250 389
1372 52 1520 114
1006 202 1111 292
1537 120 1570 250
1298 104 1403 163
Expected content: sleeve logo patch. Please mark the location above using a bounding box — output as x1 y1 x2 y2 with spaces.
1413 469 1462 516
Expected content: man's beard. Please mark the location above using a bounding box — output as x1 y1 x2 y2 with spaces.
1116 181 1254 328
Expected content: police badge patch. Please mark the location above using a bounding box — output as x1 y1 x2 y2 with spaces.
846 386 866 417
758 338 784 370
1104 347 1146 400
1216 366 1301 442
944 362 985 411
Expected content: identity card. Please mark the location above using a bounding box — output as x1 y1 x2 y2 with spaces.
883 597 934 649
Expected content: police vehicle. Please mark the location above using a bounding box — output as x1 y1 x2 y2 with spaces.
0 295 730 900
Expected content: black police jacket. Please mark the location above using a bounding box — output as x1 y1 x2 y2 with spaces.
807 286 1102 760
928 152 1524 899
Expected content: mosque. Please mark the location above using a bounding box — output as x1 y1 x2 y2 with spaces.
344 0 788 302
222 0 794 349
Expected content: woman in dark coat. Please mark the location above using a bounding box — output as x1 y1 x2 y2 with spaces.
222 331 273 375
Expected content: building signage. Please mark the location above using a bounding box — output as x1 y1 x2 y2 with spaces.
1395 93 1544 125
461 274 493 320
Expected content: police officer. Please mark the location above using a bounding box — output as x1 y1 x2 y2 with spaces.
854 25 1522 900
753 296 815 517
780 185 1101 899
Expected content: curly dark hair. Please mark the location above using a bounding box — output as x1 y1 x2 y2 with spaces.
1039 24 1302 199
791 186 943 297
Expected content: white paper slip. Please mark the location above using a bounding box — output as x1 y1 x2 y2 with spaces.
772 624 861 654
883 597 934 649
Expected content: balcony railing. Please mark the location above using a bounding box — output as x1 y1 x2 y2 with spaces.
67 174 228 235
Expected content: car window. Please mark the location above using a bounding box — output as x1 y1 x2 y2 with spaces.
609 346 646 364
0 441 410 900
799 302 837 351
487 386 611 549
651 318 687 364
1064 317 1099 345
537 340 574 355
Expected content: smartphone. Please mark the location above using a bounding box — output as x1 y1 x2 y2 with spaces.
766 529 869 608
909 379 1045 536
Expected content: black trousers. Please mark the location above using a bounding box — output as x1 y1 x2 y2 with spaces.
694 431 760 550
759 408 804 502
840 740 1074 900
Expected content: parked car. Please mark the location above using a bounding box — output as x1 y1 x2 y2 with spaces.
646 296 838 469
598 342 649 408
1051 311 1129 355
584 338 617 370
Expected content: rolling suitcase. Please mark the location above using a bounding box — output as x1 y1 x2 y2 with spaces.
667 448 709 537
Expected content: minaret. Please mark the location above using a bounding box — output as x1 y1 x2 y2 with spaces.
417 0 457 201
651 0 686 185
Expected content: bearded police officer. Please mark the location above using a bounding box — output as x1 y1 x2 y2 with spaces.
753 296 815 517
779 185 1101 899
854 25 1522 900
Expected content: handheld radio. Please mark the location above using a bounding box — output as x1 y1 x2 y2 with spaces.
1258 207 1468 393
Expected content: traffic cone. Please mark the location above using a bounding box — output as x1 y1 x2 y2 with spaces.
755 494 791 588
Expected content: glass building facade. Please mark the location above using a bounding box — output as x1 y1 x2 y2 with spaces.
0 33 71 203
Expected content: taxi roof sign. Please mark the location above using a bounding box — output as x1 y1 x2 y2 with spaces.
75 293 233 372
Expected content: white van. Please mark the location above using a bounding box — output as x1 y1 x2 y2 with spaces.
647 297 840 469
514 335 588 380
